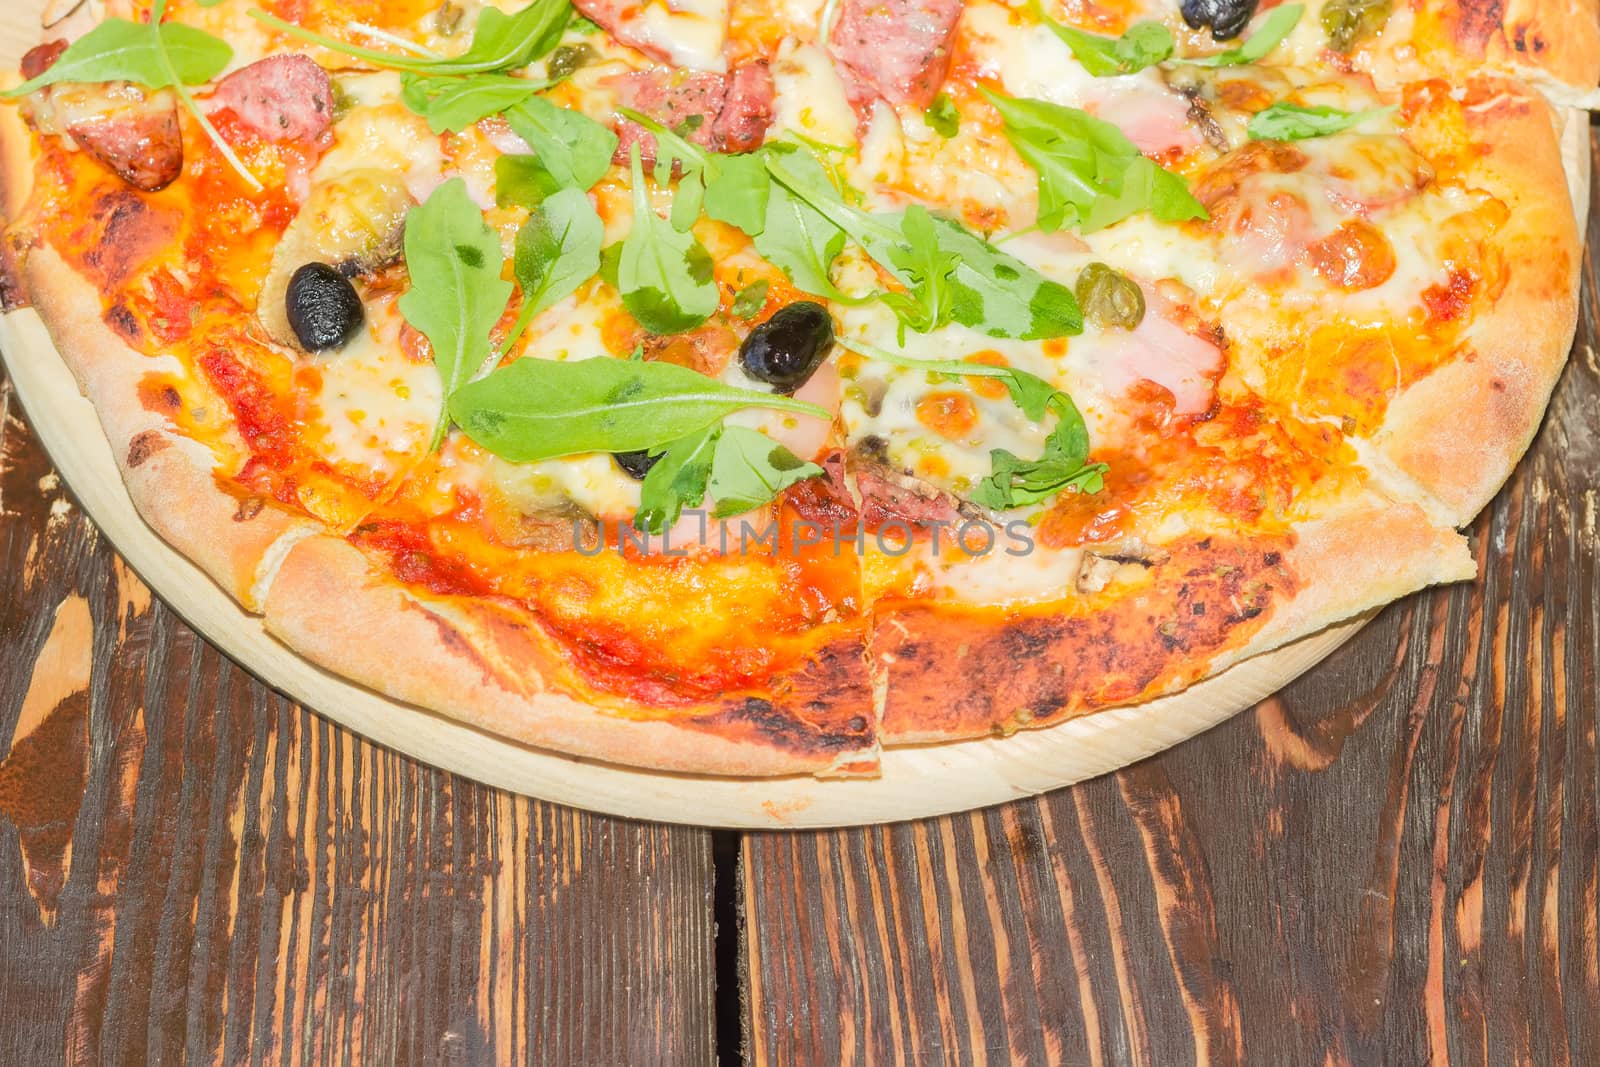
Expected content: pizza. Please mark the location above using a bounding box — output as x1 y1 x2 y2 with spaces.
0 0 1591 777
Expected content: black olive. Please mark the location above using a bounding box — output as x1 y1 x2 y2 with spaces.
613 449 661 480
738 301 835 393
286 262 365 352
1180 0 1258 40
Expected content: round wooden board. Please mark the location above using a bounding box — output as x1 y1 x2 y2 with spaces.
0 305 1365 827
0 0 1416 828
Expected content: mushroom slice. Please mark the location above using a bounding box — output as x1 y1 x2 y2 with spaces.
1075 540 1171 594
258 169 413 349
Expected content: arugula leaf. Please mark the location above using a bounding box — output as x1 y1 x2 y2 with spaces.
1180 4 1303 68
495 153 557 207
397 179 515 448
636 423 721 533
400 72 549 133
841 339 1103 509
925 94 961 137
249 0 570 76
1246 102 1393 141
751 153 856 303
618 148 720 335
983 92 1207 233
730 280 770 318
922 217 1082 340
503 96 617 193
968 424 1106 509
708 428 824 518
615 108 772 235
879 205 961 335
502 187 603 352
446 356 830 463
1041 18 1174 77
764 152 1079 338
4 15 231 96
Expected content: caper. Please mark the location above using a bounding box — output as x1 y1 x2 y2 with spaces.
547 43 597 82
1075 263 1145 332
1320 0 1393 53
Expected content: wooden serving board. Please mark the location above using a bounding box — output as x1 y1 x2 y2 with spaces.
11 0 1559 829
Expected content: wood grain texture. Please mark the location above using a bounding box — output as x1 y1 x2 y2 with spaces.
738 128 1600 1066
0 381 718 1064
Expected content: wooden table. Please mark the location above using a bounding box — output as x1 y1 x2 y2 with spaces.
1 132 1596 1067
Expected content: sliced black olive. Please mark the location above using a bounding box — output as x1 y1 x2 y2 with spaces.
738 301 835 394
1180 0 1258 40
286 262 365 352
613 449 661 480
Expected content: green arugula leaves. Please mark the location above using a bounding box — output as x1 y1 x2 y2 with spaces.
1247 102 1394 141
1045 19 1175 77
879 205 961 334
730 280 770 318
5 12 230 96
398 179 516 448
400 72 550 134
764 153 1082 339
250 0 571 77
1181 4 1304 68
635 425 723 532
924 94 961 137
617 108 771 234
634 424 823 533
617 148 721 335
750 151 856 303
843 342 1105 510
502 187 604 352
501 96 618 196
983 92 1207 233
446 356 828 463
708 428 824 517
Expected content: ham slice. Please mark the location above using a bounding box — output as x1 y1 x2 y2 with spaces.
1097 299 1224 416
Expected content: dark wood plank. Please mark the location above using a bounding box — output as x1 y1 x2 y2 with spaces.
0 380 719 1064
739 130 1600 1067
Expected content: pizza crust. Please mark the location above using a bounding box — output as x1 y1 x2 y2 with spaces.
872 497 1474 744
263 535 880 777
1372 79 1585 525
24 244 312 608
1431 0 1600 91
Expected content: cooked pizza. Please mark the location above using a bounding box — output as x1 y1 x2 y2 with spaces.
0 0 1591 776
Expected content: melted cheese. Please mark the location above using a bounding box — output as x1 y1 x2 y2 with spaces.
769 39 858 147
308 307 442 478
609 0 732 72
